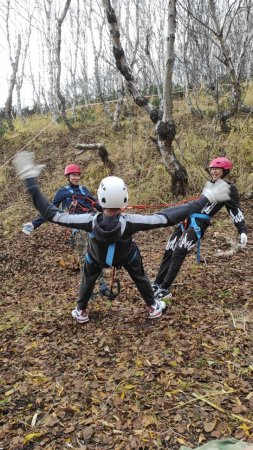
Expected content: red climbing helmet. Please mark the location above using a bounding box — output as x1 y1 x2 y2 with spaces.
209 157 233 170
64 164 81 176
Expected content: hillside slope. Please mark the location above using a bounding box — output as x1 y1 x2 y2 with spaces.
1 106 253 449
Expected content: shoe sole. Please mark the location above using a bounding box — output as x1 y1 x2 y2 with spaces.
71 313 89 323
72 317 89 323
148 313 162 319
148 305 167 319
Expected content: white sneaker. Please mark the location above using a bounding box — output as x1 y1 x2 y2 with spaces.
148 300 166 319
71 307 89 323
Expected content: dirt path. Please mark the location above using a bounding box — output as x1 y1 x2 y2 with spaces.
1 200 252 450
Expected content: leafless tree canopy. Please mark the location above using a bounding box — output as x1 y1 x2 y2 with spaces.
0 0 252 114
1 0 253 186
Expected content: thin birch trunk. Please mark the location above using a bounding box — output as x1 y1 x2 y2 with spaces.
5 0 21 131
208 0 242 132
55 0 73 130
87 1 113 120
16 13 33 121
157 0 188 195
44 0 57 120
112 80 125 131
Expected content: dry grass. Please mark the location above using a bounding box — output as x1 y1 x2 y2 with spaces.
0 89 253 231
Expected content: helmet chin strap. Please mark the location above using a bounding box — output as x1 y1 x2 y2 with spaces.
222 169 230 178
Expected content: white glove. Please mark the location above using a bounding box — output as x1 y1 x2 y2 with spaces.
240 233 247 249
201 179 230 203
13 151 45 180
22 222 34 235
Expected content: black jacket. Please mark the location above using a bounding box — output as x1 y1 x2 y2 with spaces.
196 182 247 234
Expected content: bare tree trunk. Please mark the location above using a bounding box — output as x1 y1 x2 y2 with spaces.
158 0 188 195
208 0 242 132
145 29 163 100
44 0 57 120
180 6 203 119
29 56 43 113
79 28 91 105
55 0 73 130
16 80 24 123
86 0 113 120
102 0 155 115
16 12 33 121
112 80 125 131
5 31 21 131
102 0 188 195
69 0 80 119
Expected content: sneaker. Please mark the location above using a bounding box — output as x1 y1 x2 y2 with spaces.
154 287 172 301
71 307 89 323
151 282 160 293
148 300 166 319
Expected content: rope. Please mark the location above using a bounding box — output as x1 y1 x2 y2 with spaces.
68 194 97 214
124 195 199 211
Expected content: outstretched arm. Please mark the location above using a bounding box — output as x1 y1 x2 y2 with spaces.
13 152 93 231
29 189 64 230
125 180 231 233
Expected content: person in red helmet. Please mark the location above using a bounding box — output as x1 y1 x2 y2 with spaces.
22 163 101 236
22 163 109 296
152 156 248 301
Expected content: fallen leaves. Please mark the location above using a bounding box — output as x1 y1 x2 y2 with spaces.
1 202 253 448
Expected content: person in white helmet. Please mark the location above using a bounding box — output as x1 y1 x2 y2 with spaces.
13 151 231 323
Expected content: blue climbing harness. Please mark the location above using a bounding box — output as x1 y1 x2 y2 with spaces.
182 213 211 263
65 185 88 197
105 242 137 267
106 243 116 267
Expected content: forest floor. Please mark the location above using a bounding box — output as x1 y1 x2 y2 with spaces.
1 198 253 450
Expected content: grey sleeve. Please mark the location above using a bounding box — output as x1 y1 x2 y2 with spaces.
123 196 209 234
24 178 93 231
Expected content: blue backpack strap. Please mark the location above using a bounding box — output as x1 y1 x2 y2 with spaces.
65 185 74 194
189 213 211 263
79 186 88 196
105 243 116 267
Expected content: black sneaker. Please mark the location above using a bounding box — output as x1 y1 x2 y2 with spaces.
151 283 160 293
154 287 172 300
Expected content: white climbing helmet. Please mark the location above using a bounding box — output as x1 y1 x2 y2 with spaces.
97 176 128 208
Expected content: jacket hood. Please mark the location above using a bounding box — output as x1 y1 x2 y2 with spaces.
92 214 123 243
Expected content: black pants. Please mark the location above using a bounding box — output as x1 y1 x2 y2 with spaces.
154 225 199 289
77 250 155 310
